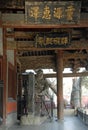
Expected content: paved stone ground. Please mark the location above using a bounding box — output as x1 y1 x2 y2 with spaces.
0 109 88 130
0 116 88 130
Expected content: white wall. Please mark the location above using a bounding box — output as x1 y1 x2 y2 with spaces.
7 50 14 65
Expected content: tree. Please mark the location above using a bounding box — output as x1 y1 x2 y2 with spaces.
81 76 88 89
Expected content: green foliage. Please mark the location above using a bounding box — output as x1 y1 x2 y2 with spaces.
81 76 88 89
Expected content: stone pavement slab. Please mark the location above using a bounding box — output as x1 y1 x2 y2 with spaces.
0 116 88 130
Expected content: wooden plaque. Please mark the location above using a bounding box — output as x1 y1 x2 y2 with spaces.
25 1 81 24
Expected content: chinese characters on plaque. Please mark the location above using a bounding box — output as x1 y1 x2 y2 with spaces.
25 1 81 24
36 32 70 48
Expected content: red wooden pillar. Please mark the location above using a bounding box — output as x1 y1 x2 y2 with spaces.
56 50 64 120
13 50 17 99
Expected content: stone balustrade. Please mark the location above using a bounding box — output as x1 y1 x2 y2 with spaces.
77 108 88 125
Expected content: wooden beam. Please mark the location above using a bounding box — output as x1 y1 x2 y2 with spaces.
19 55 55 70
19 55 54 59
43 72 88 78
15 40 88 51
63 52 88 59
3 20 88 29
6 38 88 50
18 53 88 71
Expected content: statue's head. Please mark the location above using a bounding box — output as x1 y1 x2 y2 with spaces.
36 69 43 79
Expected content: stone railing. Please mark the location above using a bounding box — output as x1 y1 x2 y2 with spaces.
77 108 88 125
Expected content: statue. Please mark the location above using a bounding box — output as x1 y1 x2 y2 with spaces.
20 70 53 125
35 69 51 98
34 69 52 116
22 70 52 115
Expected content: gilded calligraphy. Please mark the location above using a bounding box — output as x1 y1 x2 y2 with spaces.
37 36 69 46
42 6 51 19
66 5 75 21
61 37 68 44
37 37 44 45
54 7 63 19
29 6 40 20
46 38 53 45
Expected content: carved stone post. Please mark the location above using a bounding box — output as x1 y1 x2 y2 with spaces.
28 72 35 114
56 50 64 120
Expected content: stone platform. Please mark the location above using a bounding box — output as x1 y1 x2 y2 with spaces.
20 114 47 125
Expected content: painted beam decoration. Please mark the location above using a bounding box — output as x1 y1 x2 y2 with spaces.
0 0 24 8
36 31 70 48
25 1 81 24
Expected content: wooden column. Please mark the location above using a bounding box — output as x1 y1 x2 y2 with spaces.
17 73 22 96
13 50 17 99
2 28 7 122
56 50 64 120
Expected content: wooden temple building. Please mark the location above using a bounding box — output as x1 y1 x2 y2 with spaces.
0 0 88 125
